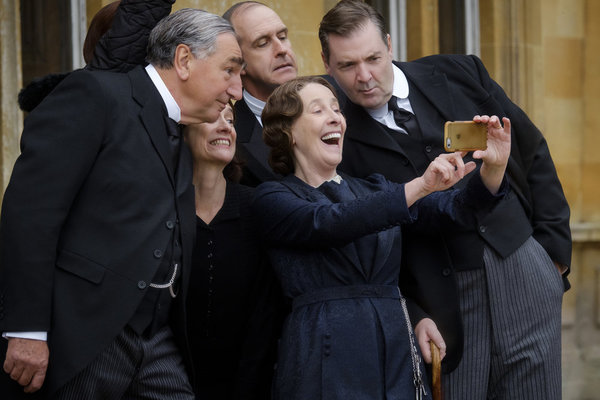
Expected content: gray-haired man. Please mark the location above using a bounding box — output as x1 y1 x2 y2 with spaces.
0 8 242 399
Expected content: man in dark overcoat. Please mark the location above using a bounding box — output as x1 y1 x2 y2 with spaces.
319 1 571 399
0 8 243 399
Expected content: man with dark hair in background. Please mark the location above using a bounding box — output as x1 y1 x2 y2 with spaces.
318 1 571 399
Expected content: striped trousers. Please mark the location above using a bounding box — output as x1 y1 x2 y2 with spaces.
54 325 195 400
442 236 564 400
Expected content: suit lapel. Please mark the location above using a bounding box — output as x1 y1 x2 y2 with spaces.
398 61 455 122
234 99 276 181
344 99 407 158
129 66 176 189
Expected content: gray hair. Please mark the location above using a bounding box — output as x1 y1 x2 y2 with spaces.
146 8 235 68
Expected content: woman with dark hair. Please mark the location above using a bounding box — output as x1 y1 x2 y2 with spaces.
184 103 280 399
253 76 512 399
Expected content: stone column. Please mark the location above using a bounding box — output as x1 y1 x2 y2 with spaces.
0 0 23 199
406 0 439 60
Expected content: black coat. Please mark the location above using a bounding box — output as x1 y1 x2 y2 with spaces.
0 66 195 397
233 98 280 187
336 54 572 372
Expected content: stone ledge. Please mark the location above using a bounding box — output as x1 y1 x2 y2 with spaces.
572 222 600 243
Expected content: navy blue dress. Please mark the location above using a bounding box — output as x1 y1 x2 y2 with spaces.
253 173 505 400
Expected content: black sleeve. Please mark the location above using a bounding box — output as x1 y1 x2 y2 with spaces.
87 0 174 72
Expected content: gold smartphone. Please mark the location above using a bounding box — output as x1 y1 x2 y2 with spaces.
443 121 487 152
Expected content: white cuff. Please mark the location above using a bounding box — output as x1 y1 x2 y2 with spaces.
2 331 48 341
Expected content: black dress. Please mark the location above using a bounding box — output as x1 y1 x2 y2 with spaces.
186 182 281 400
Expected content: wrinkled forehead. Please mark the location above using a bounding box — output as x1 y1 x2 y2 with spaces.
327 23 388 61
231 4 286 41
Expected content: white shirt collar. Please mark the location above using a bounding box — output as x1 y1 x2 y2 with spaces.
392 63 410 99
145 64 181 123
243 89 266 126
329 174 343 184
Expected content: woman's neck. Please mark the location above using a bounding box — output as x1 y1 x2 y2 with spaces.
193 162 227 224
294 165 338 188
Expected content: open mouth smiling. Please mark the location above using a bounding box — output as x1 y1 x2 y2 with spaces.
321 132 341 145
210 139 231 146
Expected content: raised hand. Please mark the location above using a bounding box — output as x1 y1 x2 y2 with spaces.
420 152 476 194
404 152 476 207
472 115 511 194
472 115 511 167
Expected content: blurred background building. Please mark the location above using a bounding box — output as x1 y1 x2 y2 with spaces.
1 0 598 397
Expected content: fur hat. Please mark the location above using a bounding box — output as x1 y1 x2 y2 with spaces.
18 72 70 112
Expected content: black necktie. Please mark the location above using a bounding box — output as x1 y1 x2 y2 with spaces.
388 97 417 135
164 116 181 171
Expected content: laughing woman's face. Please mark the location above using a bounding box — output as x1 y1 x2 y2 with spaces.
290 83 346 182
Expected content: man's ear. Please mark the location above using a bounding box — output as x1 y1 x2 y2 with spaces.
321 51 331 75
173 44 193 80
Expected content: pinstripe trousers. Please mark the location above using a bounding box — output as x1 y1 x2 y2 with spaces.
442 236 564 400
53 325 195 400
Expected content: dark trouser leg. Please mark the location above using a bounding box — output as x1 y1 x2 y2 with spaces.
442 268 492 400
54 325 194 400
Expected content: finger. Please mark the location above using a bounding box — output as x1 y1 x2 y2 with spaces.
24 370 46 393
3 357 14 374
502 117 511 134
464 161 477 175
9 364 25 381
474 114 489 123
427 331 447 361
418 336 432 364
453 154 466 177
17 367 34 387
487 115 499 128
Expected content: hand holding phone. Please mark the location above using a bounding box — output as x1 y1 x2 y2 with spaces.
443 121 487 152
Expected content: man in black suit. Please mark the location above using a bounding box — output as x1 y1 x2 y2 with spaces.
0 9 243 399
223 2 298 186
319 1 571 399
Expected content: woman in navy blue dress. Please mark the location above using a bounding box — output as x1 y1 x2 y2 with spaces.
253 76 512 399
